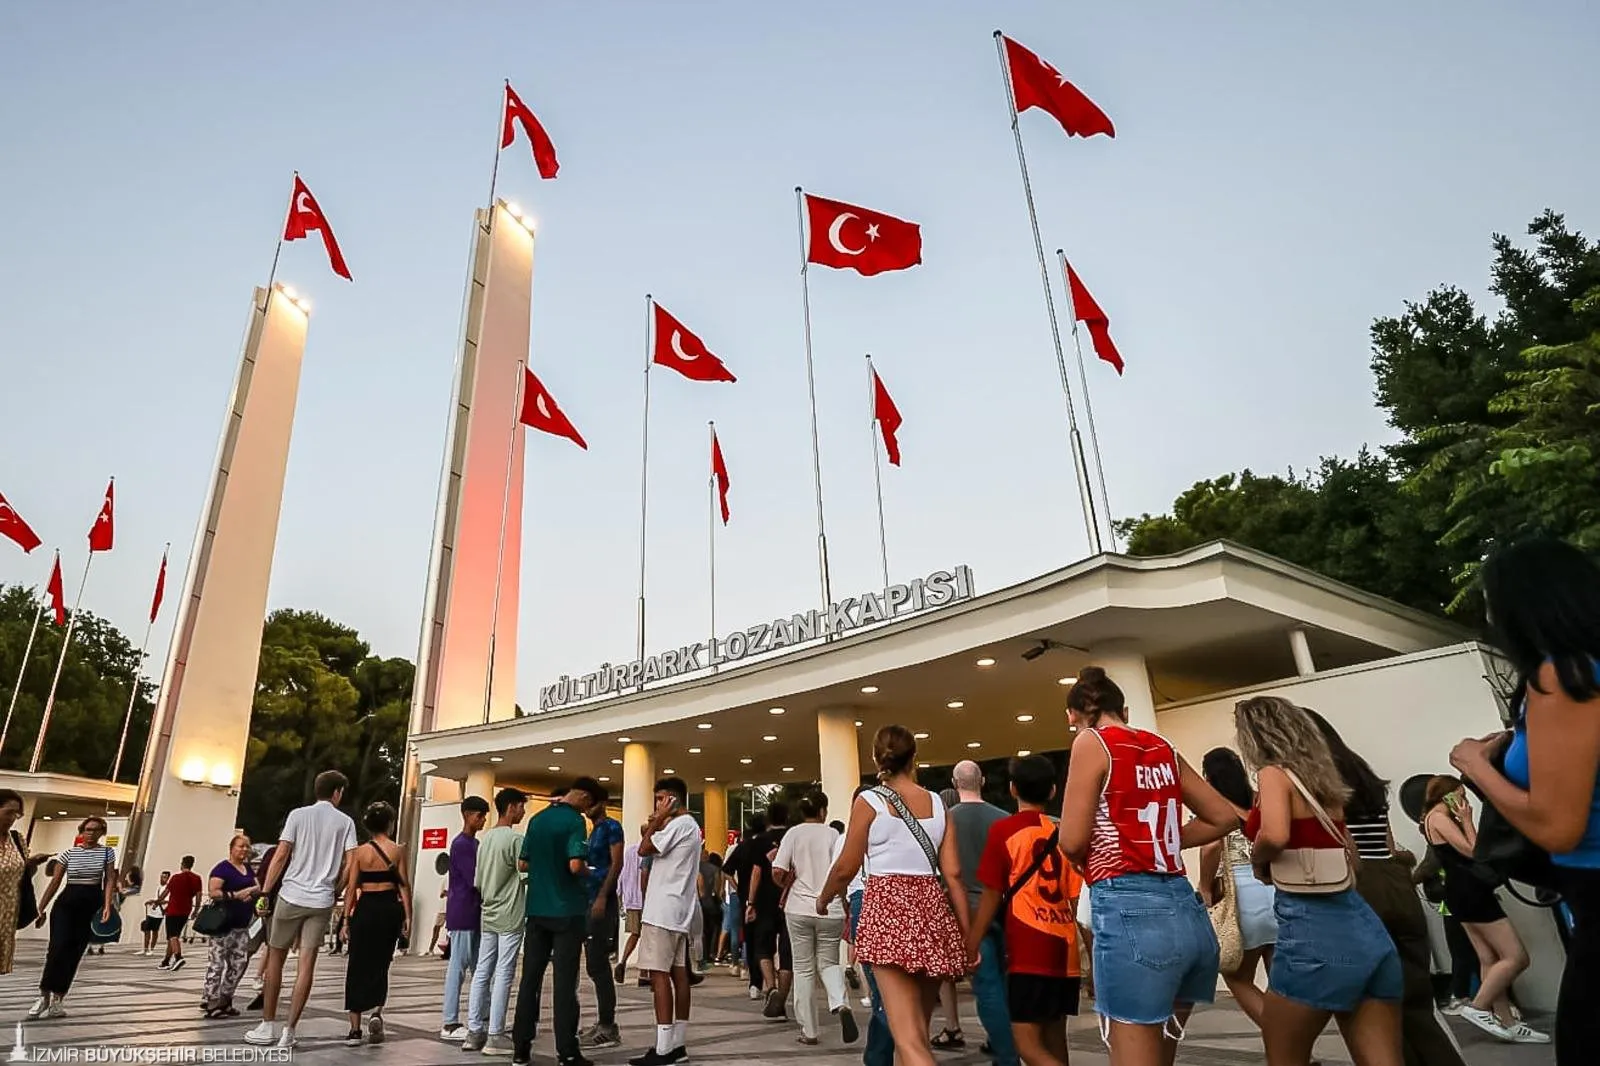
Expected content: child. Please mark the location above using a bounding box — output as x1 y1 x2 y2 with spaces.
968 755 1086 1066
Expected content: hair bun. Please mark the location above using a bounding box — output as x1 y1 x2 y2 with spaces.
1077 665 1107 684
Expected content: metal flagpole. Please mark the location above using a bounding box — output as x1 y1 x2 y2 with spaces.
262 172 296 314
1057 249 1118 551
793 187 834 615
708 421 718 673
992 31 1102 554
488 80 507 208
636 295 654 675
865 355 890 593
0 553 51 759
483 359 525 724
110 616 156 783
31 550 95 773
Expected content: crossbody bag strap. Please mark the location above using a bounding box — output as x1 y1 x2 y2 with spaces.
1000 826 1061 906
1282 769 1360 870
872 785 941 876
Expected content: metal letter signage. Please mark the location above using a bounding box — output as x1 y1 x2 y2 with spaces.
534 565 975 713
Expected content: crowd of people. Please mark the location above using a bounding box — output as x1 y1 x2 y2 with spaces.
0 535 1593 1066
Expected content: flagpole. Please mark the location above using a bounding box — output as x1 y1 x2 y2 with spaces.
31 550 94 773
0 554 51 759
483 360 525 724
636 294 654 677
110 618 155 784
488 80 507 208
1057 249 1117 550
865 356 890 594
992 31 1102 554
263 173 295 310
708 421 718 674
793 187 834 616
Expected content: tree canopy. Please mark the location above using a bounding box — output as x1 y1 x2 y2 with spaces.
1119 209 1600 616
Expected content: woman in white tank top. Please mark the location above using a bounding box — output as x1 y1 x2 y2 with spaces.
820 726 970 1066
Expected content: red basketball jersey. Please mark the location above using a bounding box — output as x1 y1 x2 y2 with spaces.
1085 723 1187 883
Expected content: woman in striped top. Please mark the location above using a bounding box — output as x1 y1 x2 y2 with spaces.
29 816 117 1021
1307 709 1468 1066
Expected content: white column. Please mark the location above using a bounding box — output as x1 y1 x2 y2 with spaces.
621 742 656 846
464 767 496 808
1288 628 1316 677
702 783 728 857
1091 640 1157 732
817 707 862 827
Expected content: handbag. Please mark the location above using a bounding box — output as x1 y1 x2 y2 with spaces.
1467 734 1561 905
12 832 37 929
1268 769 1359 894
1207 837 1244 974
192 901 230 937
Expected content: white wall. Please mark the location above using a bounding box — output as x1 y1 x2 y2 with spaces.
1158 643 1564 1011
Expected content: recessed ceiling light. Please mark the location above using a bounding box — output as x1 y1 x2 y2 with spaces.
914 732 930 740
611 758 624 765
57 811 67 816
860 685 878 694
947 700 964 709
598 776 611 782
782 767 795 773
547 765 561 771
769 707 785 715
617 736 632 743
663 768 676 775
740 758 753 764
551 747 565 754
762 735 777 742
917 762 930 769
688 747 702 755
1016 714 1034 723
697 723 713 730
1068 724 1079 732
41 816 51 821
966 741 981 749
705 776 716 782
1017 749 1032 757
854 720 863 727
976 657 996 667
1057 677 1075 686
489 756 504 763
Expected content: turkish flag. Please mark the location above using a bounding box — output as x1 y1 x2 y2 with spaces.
502 82 559 180
150 548 168 624
283 175 352 281
652 303 736 382
710 429 731 525
1001 35 1115 140
88 480 114 553
803 194 922 276
0 491 41 554
518 367 587 449
871 367 904 466
46 553 66 626
1064 260 1124 374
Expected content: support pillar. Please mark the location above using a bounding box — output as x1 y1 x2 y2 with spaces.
1090 641 1157 732
818 707 863 827
621 742 656 846
465 767 496 808
1289 628 1316 677
702 783 727 856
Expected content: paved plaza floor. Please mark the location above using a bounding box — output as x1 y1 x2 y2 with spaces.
0 942 1553 1065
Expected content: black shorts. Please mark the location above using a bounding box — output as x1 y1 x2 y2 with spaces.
165 915 189 939
1007 974 1080 1024
140 916 162 933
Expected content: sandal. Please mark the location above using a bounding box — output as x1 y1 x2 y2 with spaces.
932 1029 965 1051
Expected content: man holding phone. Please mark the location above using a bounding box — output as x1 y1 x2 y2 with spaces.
629 777 701 1066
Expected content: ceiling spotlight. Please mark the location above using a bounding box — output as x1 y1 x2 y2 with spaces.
743 783 754 788
598 776 611 782
966 741 981 749
1017 749 1032 757
976 657 996 667
1016 714 1034 723
740 757 753 765
762 735 777 742
705 776 716 782
617 736 632 743
918 762 930 769
947 700 964 709
57 811 68 816
914 732 930 740
860 685 879 694
1068 724 1079 732
551 747 565 754
663 768 676 775
854 720 863 727
611 758 624 765
688 747 702 755
41 816 51 821
547 765 561 772
489 756 504 763
697 722 713 730
769 707 785 715
781 767 795 773
1023 639 1073 661
1057 677 1076 686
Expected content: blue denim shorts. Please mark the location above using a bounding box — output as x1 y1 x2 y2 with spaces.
1089 874 1219 1026
1269 888 1402 1012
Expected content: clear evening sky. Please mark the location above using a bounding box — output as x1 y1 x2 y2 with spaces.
1 2 1595 710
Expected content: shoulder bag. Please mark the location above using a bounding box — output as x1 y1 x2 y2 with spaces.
1268 769 1359 894
1207 836 1244 973
871 785 964 928
12 832 37 930
1466 726 1561 905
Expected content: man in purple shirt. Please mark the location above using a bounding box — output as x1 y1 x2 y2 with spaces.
440 795 490 1041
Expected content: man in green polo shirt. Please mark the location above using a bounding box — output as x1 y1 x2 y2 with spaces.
510 778 605 1066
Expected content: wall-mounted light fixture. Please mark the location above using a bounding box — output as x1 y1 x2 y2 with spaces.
179 758 237 792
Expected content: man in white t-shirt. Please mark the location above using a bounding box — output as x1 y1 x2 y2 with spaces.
245 770 359 1049
628 777 701 1066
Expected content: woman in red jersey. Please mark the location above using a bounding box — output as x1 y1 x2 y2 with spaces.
1059 668 1237 1066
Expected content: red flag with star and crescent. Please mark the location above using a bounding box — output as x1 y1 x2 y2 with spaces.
1063 260 1124 374
710 428 731 525
150 547 168 624
518 367 587 449
502 82 560 180
652 303 736 382
0 491 41 554
88 480 114 553
46 552 66 626
803 194 922 276
283 175 353 280
871 366 904 466
1001 35 1115 140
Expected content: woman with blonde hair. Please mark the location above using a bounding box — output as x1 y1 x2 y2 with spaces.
202 834 259 1018
1235 696 1401 1066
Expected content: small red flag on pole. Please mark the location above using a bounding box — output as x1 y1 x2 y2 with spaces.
0 491 41 554
88 479 114 553
871 366 904 466
1062 259 1125 374
46 552 66 626
502 82 560 180
1000 34 1115 139
518 367 588 449
150 546 169 623
802 194 922 276
283 175 353 281
710 428 731 525
652 304 737 383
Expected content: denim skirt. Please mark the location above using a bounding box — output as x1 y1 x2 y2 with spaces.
1269 887 1403 1012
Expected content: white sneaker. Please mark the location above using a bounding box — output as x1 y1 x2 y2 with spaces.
45 1003 66 1020
25 997 46 1021
747 986 761 1001
243 1022 281 1046
276 1027 297 1049
1504 1022 1550 1044
1459 1006 1511 1041
1441 998 1465 1016
252 976 264 991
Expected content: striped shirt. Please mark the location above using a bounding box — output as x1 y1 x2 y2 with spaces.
56 845 114 884
1345 816 1391 861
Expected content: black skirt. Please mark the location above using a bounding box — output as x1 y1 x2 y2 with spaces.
343 890 404 1013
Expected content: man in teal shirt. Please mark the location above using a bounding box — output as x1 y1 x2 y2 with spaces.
511 778 605 1066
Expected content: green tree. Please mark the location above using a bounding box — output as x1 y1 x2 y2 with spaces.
0 584 155 780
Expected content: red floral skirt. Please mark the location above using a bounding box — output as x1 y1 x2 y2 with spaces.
854 874 967 978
